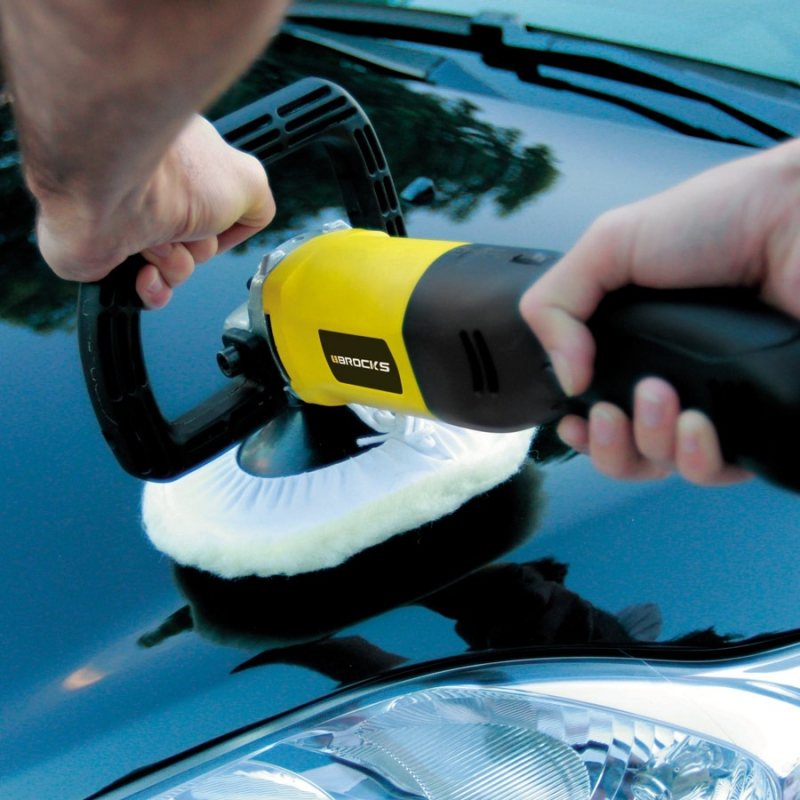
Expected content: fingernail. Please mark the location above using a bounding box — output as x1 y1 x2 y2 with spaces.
144 271 164 295
678 417 701 453
557 416 588 453
591 407 617 447
149 243 173 259
638 386 664 428
550 351 574 397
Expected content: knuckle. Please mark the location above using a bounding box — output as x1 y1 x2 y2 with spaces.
588 207 630 247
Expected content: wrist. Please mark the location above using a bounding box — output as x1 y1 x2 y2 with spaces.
31 125 194 282
32 172 156 281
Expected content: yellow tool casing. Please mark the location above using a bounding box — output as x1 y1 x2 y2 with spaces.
262 227 465 415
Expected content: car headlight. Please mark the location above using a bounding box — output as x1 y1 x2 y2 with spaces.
103 645 800 799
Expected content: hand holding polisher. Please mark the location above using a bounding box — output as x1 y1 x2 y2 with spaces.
78 78 800 494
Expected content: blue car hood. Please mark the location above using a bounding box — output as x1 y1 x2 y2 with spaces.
1 27 799 799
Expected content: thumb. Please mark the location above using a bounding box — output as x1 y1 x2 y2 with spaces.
520 209 641 396
520 275 596 397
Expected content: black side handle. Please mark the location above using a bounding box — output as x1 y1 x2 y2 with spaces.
78 78 406 480
584 285 800 492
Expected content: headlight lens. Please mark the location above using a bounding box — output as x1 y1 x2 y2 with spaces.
118 650 800 800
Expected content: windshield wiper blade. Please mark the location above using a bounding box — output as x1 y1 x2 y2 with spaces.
470 13 793 145
287 2 799 145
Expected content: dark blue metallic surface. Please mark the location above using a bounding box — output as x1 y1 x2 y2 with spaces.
1 9 799 798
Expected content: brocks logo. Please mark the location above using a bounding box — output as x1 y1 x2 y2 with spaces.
329 354 391 373
319 330 402 394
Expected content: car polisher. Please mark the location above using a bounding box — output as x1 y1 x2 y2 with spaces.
78 78 800 576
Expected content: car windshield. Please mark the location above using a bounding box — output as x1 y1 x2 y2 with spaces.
368 0 800 84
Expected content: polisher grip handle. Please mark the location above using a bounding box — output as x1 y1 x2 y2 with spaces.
584 285 800 491
78 77 405 480
78 256 283 479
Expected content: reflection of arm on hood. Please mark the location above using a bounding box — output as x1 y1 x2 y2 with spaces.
421 558 663 649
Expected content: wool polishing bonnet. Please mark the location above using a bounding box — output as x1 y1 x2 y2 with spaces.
142 405 535 579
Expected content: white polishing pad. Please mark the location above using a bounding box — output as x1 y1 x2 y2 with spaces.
142 406 535 579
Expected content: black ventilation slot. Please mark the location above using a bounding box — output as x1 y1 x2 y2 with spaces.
364 125 386 170
287 108 357 147
383 176 399 210
459 330 499 396
472 330 499 394
374 179 389 213
284 96 349 133
227 113 274 142
355 128 378 174
277 85 331 118
386 217 406 237
241 127 281 153
459 330 485 395
252 141 284 161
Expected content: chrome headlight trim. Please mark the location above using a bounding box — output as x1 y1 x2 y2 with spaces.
99 642 800 799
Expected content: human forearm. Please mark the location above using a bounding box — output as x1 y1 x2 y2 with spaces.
0 0 286 301
1 0 288 215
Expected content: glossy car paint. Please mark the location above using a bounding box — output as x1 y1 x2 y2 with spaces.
1 7 798 798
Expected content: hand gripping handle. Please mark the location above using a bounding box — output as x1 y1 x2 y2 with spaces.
584 285 800 492
78 78 406 480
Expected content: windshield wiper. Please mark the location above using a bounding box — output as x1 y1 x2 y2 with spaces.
287 2 800 146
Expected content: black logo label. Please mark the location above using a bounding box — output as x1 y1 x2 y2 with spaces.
319 330 402 394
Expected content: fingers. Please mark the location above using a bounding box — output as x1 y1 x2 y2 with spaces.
217 219 270 253
138 242 197 310
183 237 219 265
88 118 278 310
674 411 752 486
557 378 752 486
556 414 589 454
231 152 277 231
134 133 276 309
631 377 681 467
135 263 173 310
180 117 277 244
586 402 671 481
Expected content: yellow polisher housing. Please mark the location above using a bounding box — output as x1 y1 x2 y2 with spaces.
262 227 465 415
